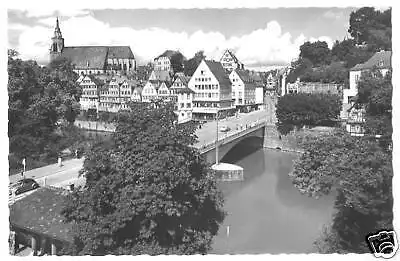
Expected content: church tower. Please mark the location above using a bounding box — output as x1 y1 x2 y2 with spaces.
49 17 64 62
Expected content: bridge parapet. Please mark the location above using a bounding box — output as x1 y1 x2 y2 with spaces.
195 120 266 154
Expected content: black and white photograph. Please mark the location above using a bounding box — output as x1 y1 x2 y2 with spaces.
3 0 398 259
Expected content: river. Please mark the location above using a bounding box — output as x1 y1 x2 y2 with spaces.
211 148 336 254
82 130 336 253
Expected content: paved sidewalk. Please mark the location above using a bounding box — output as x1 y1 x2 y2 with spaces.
9 158 85 184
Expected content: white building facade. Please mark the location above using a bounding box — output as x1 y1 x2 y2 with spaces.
188 60 235 121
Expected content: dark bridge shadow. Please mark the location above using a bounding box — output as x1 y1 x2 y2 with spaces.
221 136 264 164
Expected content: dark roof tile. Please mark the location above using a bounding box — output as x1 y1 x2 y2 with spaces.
350 50 392 71
10 187 73 243
204 60 231 92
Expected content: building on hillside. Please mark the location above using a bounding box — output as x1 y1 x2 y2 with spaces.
141 80 171 102
79 75 102 111
98 76 136 112
131 86 143 102
285 78 343 96
265 73 277 95
153 50 184 73
49 18 136 75
343 50 391 105
220 49 244 72
345 102 366 136
170 73 194 123
229 69 256 112
148 70 171 82
342 50 391 136
188 60 235 121
276 67 291 96
299 82 342 95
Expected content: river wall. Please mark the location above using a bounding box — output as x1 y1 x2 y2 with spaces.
264 125 335 153
74 120 116 132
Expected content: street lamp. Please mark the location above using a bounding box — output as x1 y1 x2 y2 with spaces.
215 109 220 165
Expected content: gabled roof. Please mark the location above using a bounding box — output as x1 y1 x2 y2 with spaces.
60 46 134 70
107 46 135 59
155 50 182 60
350 50 392 71
10 187 73 243
62 46 108 69
172 73 191 87
205 60 231 91
87 74 105 87
222 49 242 64
133 86 143 93
235 69 255 84
173 87 195 94
149 70 171 81
147 80 170 90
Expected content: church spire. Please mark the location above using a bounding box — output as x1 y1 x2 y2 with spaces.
54 17 62 38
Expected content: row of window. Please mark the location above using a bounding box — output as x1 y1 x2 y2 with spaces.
194 93 219 99
194 77 212 82
99 90 131 96
180 103 192 109
194 84 219 90
193 102 221 108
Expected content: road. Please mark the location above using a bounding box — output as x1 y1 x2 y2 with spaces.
9 158 84 186
195 109 272 148
8 106 275 194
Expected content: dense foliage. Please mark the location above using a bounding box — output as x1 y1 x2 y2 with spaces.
348 7 391 51
299 41 331 67
287 7 391 84
275 93 342 135
170 52 185 73
290 130 393 253
290 64 393 253
184 51 206 76
8 51 82 172
62 102 225 255
356 69 392 146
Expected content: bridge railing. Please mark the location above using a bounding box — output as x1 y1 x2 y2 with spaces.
196 119 266 153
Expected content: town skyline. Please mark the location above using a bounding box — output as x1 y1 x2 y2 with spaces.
7 6 385 71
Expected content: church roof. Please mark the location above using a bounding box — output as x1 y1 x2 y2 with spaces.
61 46 108 69
60 46 134 70
108 46 135 59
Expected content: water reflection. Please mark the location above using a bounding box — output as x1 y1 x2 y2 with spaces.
211 149 335 254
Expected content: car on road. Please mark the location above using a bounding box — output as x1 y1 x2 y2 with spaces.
9 178 40 196
220 126 231 132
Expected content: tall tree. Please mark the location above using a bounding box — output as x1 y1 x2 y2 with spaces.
62 102 225 255
170 52 185 74
348 7 391 51
356 69 392 148
8 50 82 170
299 41 331 67
290 130 393 253
275 93 342 135
184 51 206 76
331 39 355 62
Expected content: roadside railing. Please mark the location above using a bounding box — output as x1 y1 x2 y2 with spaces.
196 119 266 152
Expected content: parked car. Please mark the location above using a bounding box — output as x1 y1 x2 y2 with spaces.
9 178 40 196
220 126 231 132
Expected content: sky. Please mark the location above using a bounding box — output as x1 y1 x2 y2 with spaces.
6 5 389 70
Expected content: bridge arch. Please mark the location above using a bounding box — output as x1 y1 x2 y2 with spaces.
201 126 265 164
221 136 264 163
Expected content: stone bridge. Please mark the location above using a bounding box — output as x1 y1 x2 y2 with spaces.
194 121 267 164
